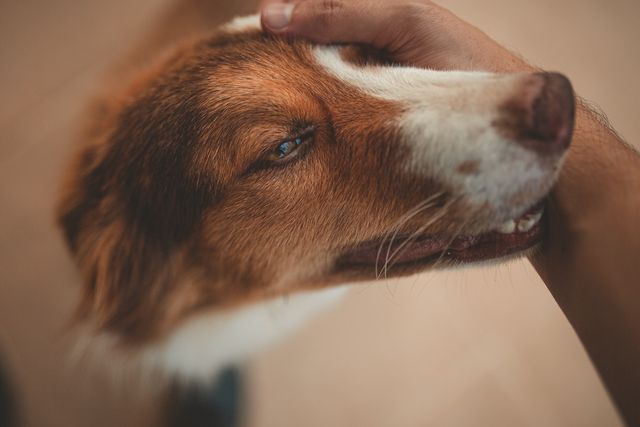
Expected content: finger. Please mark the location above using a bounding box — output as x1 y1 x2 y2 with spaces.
258 0 294 10
261 0 401 47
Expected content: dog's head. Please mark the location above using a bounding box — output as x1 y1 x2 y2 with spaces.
57 16 574 341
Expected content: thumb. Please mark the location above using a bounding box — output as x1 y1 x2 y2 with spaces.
260 0 402 47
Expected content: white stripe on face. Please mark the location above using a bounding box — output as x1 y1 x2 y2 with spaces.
313 47 564 226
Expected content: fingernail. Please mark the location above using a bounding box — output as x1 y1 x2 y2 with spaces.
263 3 295 30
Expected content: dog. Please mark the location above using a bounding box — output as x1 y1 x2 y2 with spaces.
56 1 575 394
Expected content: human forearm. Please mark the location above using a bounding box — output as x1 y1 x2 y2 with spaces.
531 103 640 426
259 0 640 423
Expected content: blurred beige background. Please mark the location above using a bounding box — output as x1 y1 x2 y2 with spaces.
1 0 638 426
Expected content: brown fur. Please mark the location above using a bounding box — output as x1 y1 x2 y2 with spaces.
57 29 452 343
57 11 571 346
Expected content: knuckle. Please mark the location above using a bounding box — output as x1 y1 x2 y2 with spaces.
392 1 431 22
313 0 345 26
386 1 433 36
321 0 345 13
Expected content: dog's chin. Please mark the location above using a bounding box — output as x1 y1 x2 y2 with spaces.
334 201 546 278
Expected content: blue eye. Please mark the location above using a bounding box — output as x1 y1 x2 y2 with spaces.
268 127 314 164
277 141 293 158
276 136 305 159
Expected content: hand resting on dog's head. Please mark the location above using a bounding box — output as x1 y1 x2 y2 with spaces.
259 1 640 425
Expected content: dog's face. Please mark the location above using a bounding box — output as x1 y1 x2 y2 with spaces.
58 18 574 341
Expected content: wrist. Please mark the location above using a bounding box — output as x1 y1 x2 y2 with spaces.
532 100 640 297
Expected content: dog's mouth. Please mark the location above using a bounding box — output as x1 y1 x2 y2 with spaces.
337 203 545 274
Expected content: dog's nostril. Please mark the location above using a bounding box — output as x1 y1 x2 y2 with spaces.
528 72 575 149
496 72 576 155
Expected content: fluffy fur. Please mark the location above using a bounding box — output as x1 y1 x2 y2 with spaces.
56 13 574 381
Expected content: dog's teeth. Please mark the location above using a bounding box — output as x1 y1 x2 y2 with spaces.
497 219 516 234
497 209 543 234
517 212 543 232
530 211 543 224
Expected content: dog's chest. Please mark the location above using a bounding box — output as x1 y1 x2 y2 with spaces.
146 287 348 382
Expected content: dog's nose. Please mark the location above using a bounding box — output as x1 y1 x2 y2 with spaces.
496 72 576 154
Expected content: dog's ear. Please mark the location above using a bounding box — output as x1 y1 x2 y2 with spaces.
56 81 216 340
55 141 192 340
57 184 175 340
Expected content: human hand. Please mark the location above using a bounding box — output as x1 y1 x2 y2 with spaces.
259 0 532 72
259 2 640 425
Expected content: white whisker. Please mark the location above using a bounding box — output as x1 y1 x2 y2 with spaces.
384 197 458 276
374 192 443 279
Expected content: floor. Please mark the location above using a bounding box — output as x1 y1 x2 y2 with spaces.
0 0 638 426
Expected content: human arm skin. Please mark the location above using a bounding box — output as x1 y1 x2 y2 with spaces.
531 103 640 426
260 1 640 424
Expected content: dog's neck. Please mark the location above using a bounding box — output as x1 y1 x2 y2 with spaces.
79 286 348 384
